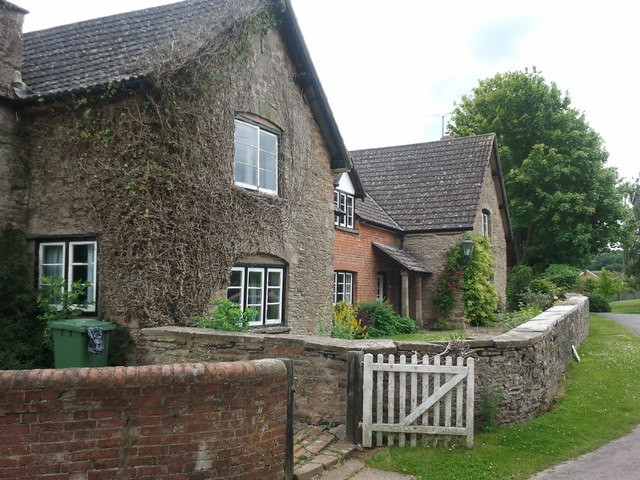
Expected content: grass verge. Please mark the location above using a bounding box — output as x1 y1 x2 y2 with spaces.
610 299 640 314
366 314 640 480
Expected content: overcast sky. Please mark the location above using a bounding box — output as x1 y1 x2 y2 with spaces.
19 0 639 181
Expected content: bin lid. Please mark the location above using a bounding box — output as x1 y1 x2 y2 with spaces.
48 318 117 332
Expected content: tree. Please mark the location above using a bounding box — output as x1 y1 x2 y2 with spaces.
596 268 623 299
449 68 626 267
623 178 640 283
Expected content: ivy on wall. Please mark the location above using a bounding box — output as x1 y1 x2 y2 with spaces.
433 235 498 326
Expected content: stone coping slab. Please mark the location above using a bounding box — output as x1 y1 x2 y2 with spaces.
141 296 588 352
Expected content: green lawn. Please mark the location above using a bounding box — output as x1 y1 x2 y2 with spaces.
366 315 640 480
610 299 640 314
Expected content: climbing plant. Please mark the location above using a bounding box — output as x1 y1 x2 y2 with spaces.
433 235 498 326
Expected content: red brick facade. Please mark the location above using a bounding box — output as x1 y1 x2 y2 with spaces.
0 361 289 480
333 222 402 309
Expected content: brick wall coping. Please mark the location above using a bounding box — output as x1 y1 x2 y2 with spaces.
0 359 287 391
141 296 587 355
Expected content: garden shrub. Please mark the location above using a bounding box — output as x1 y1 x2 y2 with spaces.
506 265 534 311
496 305 542 333
518 288 555 311
195 298 254 332
332 302 368 339
586 292 611 312
527 278 556 295
0 224 52 370
542 264 580 289
357 301 417 338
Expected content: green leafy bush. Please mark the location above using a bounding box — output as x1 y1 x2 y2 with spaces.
37 276 93 323
506 265 534 311
195 298 254 332
519 288 555 311
332 302 368 339
357 301 417 338
586 292 611 312
542 264 580 289
528 278 556 295
497 305 542 333
0 224 52 370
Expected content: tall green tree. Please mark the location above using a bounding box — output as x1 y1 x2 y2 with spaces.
623 178 640 282
449 68 626 267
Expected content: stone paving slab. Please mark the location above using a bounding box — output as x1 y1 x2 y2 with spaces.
318 459 416 480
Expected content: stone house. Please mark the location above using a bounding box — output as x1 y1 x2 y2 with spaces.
0 0 353 336
333 134 513 327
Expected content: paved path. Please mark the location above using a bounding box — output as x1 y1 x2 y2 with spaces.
318 459 415 480
527 312 640 480
597 312 640 336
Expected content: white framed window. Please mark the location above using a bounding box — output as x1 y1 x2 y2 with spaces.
333 271 354 304
226 265 285 326
482 209 491 237
234 118 278 195
38 240 97 312
334 190 354 229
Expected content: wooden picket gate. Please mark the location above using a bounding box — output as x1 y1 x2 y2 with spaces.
361 353 475 448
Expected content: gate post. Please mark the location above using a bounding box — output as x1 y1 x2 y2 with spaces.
346 351 364 444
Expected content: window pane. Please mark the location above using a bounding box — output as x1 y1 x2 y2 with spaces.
260 170 277 192
43 245 63 264
229 269 243 287
235 162 258 186
43 265 63 278
266 304 280 321
227 288 242 305
72 265 89 283
248 289 262 305
249 306 262 323
260 130 277 154
260 151 277 173
268 288 281 303
267 271 282 287
248 270 263 288
235 120 258 146
73 244 89 263
235 143 259 166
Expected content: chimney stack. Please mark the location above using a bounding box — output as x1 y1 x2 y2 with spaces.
0 0 28 98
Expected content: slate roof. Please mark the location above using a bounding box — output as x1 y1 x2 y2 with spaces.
351 134 496 232
355 193 402 231
372 242 432 273
22 0 241 96
20 0 353 172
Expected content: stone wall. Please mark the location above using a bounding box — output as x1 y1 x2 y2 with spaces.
0 360 290 480
403 231 466 327
139 296 589 427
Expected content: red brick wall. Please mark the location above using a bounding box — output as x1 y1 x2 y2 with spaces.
0 360 289 480
333 222 402 308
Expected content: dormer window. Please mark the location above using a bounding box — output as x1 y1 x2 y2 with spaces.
334 190 354 229
234 117 278 195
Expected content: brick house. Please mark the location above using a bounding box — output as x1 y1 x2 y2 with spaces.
333 134 513 327
0 0 353 336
